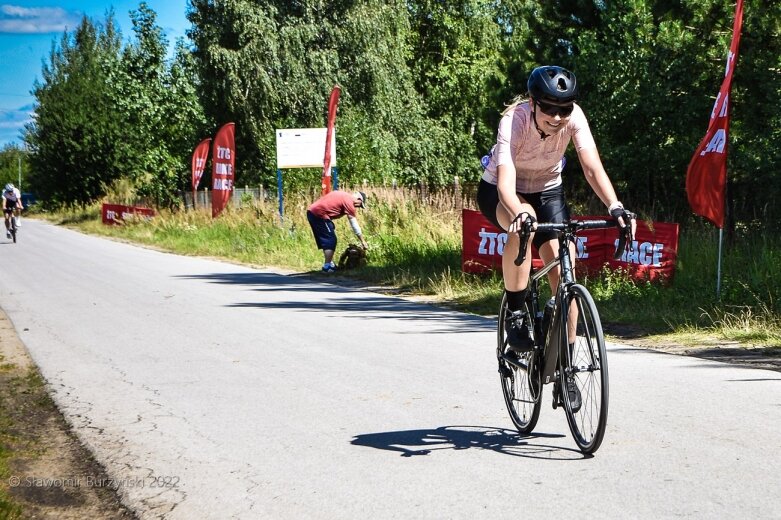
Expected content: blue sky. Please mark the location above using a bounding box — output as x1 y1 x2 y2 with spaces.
0 1 190 147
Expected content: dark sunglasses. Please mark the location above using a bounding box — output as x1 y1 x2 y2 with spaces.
536 101 574 117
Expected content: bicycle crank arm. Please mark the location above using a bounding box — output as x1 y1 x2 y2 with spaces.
498 353 531 372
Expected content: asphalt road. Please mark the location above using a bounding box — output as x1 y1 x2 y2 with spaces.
1 219 779 519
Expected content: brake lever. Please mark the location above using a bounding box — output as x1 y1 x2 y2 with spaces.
612 212 636 260
514 218 533 266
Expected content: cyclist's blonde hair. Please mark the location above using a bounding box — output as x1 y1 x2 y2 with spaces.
502 94 530 116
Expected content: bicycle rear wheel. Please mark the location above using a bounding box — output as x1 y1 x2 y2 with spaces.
560 284 608 454
497 292 541 433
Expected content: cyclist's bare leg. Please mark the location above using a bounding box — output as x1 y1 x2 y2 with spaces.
538 240 560 295
495 200 535 292
539 239 579 339
538 239 576 292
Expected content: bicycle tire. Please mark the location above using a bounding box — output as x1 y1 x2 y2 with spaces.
559 284 608 454
10 222 16 243
497 292 541 433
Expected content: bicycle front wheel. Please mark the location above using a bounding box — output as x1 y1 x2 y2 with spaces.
497 292 541 433
560 284 608 454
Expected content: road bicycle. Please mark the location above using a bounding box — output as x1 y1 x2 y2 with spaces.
497 215 634 454
5 211 18 243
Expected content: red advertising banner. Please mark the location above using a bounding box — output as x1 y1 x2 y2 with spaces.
211 122 236 218
322 85 341 195
101 203 155 225
462 209 679 283
685 0 743 229
191 137 212 198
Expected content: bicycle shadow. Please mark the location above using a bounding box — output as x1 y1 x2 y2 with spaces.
351 425 588 460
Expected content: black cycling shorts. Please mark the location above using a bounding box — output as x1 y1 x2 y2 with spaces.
476 179 571 250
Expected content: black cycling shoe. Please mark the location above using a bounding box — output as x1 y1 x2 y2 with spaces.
566 377 582 413
505 311 534 355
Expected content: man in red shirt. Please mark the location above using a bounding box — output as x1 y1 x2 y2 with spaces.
307 190 369 272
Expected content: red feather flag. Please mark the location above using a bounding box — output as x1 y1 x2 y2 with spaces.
191 137 211 207
685 0 744 229
211 123 235 218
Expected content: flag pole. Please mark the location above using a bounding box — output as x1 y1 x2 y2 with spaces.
685 0 743 301
716 228 723 300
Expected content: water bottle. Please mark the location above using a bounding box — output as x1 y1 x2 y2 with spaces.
541 298 555 340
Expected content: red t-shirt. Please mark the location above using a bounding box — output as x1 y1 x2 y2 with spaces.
308 191 356 220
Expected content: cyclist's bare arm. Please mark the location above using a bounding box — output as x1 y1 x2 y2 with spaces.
497 163 528 232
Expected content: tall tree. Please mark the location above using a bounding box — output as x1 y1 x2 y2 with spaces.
188 0 282 185
0 144 27 190
188 0 482 188
116 2 206 206
407 0 506 175
25 14 125 206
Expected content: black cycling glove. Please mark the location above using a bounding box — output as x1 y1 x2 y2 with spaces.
609 203 634 228
512 212 536 229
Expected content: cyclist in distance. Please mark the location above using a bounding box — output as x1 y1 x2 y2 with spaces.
477 65 636 355
2 183 22 239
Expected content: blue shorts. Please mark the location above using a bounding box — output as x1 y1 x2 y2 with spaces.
307 211 337 250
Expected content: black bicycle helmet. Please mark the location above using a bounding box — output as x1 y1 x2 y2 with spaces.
527 66 578 105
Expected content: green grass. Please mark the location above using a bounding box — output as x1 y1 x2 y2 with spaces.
37 189 781 348
0 357 28 520
586 226 781 346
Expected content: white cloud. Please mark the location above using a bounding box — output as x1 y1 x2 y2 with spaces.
0 4 82 34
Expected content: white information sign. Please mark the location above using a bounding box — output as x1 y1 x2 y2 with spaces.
275 128 336 169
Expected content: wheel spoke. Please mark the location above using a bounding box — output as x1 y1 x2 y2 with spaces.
561 285 609 454
498 294 541 433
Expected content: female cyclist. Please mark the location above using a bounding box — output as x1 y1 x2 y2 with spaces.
478 65 636 354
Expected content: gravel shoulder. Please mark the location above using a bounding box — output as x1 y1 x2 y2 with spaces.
0 310 136 519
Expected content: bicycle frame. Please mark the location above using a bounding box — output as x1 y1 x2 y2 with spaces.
4 208 18 239
500 218 629 386
528 231 575 386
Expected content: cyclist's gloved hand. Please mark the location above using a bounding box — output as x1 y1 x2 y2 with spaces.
608 202 635 229
509 212 536 233
609 202 637 259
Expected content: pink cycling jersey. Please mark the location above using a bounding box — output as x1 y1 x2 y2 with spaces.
482 102 597 194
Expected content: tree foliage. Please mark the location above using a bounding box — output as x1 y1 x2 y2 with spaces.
0 144 27 191
25 15 125 205
22 0 781 226
25 3 205 207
